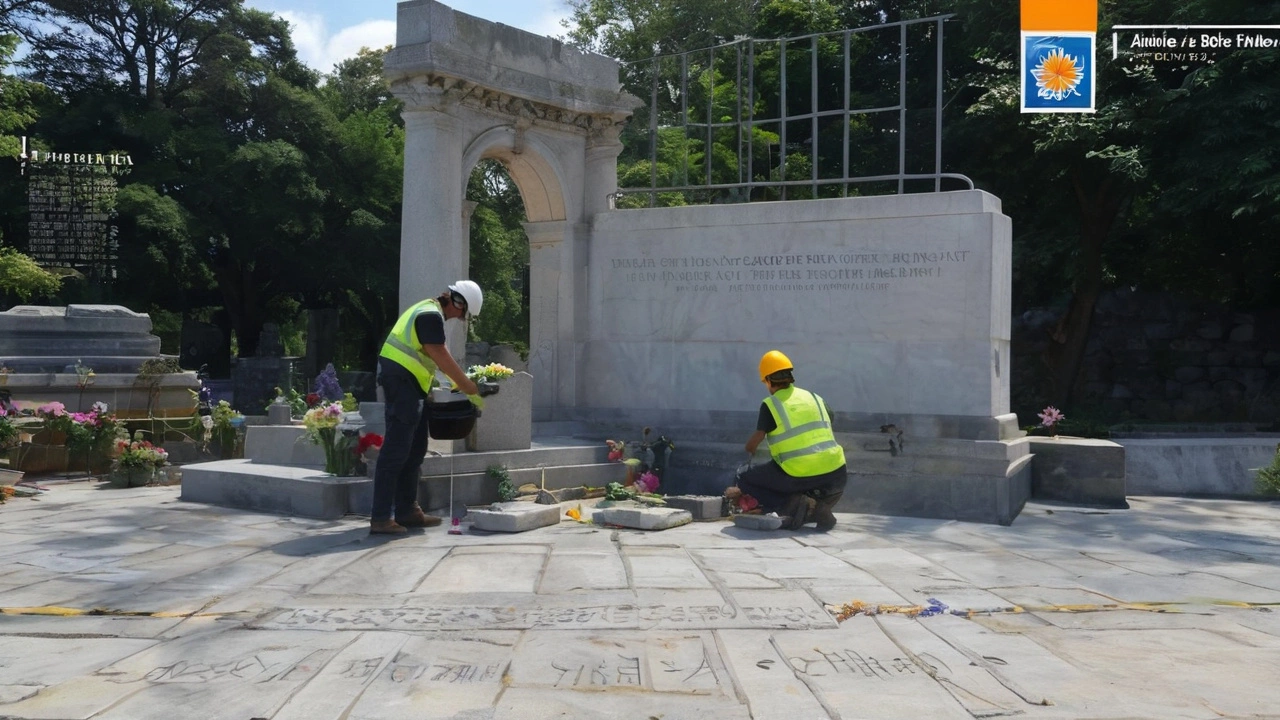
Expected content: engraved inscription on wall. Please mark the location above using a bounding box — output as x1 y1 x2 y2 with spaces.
608 251 973 295
25 162 123 272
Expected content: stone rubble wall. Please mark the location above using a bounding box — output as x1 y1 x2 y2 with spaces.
1013 289 1280 423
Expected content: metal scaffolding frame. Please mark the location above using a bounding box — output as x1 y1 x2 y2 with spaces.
616 15 974 208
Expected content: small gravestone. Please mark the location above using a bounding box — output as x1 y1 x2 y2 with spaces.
733 514 784 531
469 502 561 532
593 506 692 530
267 398 291 425
663 495 726 520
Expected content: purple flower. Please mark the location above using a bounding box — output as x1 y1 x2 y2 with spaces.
313 363 343 402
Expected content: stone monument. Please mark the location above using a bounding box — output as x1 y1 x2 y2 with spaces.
379 1 1028 524
0 304 198 418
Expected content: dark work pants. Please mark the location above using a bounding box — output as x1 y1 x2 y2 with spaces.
737 461 847 515
372 358 431 521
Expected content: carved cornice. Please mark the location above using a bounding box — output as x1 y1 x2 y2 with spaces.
390 74 631 136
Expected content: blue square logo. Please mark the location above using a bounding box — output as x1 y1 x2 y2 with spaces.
1022 34 1095 112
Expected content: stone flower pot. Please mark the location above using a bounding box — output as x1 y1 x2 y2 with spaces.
108 466 158 488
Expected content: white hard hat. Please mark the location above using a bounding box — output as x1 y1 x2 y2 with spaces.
448 279 483 318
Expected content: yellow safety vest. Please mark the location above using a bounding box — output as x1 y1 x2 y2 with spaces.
379 298 443 393
764 386 845 477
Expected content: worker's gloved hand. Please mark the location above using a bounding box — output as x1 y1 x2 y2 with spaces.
466 393 485 411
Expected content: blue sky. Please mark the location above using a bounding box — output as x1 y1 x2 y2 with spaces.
245 0 577 73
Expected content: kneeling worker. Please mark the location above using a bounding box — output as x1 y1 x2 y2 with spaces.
729 350 847 530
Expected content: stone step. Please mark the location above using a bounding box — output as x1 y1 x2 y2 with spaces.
419 462 628 513
180 459 369 520
419 439 609 475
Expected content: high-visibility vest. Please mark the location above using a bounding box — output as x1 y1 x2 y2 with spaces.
764 386 845 477
379 298 443 393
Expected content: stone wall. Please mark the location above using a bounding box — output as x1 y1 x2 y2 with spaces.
1013 289 1280 423
577 190 1015 440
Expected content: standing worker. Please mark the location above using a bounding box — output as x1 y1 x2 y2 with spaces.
370 280 486 535
727 350 847 531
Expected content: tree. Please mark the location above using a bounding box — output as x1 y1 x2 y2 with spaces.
467 160 529 351
0 245 61 302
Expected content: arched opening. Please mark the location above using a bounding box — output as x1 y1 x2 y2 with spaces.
465 159 530 357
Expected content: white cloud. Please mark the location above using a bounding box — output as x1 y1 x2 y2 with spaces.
279 11 396 72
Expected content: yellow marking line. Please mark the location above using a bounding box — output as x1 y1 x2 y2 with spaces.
1 606 220 618
827 599 1278 622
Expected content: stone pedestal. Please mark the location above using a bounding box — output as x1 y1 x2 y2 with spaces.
1028 437 1128 508
267 401 292 425
467 372 533 452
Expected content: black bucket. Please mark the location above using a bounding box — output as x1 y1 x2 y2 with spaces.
427 399 477 440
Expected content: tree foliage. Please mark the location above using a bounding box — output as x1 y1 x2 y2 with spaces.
570 0 1280 413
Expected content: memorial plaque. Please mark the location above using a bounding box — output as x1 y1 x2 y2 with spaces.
20 141 132 282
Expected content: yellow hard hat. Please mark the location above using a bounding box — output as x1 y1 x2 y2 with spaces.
758 350 793 382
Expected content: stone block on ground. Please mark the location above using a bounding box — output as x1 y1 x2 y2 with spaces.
1029 437 1128 508
468 502 561 533
733 514 784 531
593 506 692 530
663 495 726 520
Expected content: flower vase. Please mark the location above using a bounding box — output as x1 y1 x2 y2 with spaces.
319 428 356 476
109 466 156 488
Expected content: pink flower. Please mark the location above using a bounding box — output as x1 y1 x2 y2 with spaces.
635 471 660 494
1037 406 1065 428
38 401 66 417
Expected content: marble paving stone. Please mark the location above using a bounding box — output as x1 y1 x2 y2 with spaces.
714 630 834 719
768 626 974 720
415 546 548 594
308 547 449 596
256 546 375 593
508 631 728 695
805 584 930 608
706 570 784 589
272 631 410 720
537 549 629 592
623 546 712 589
0 577 120 609
871 614 1028 717
344 634 513 720
1045 626 1280 718
690 546 853 579
0 637 157 690
85 630 354 720
493 687 750 720
923 615 1108 711
730 589 837 630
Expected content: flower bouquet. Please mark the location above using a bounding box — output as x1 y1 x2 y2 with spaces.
110 431 169 487
466 363 515 384
303 402 358 476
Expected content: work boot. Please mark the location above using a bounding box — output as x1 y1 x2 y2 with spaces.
781 494 816 530
396 504 443 528
813 490 843 532
370 519 409 535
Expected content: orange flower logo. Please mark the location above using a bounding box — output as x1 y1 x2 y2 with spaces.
1033 47 1083 101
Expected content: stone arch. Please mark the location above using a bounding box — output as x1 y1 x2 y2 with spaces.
385 0 639 417
462 126 567 224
